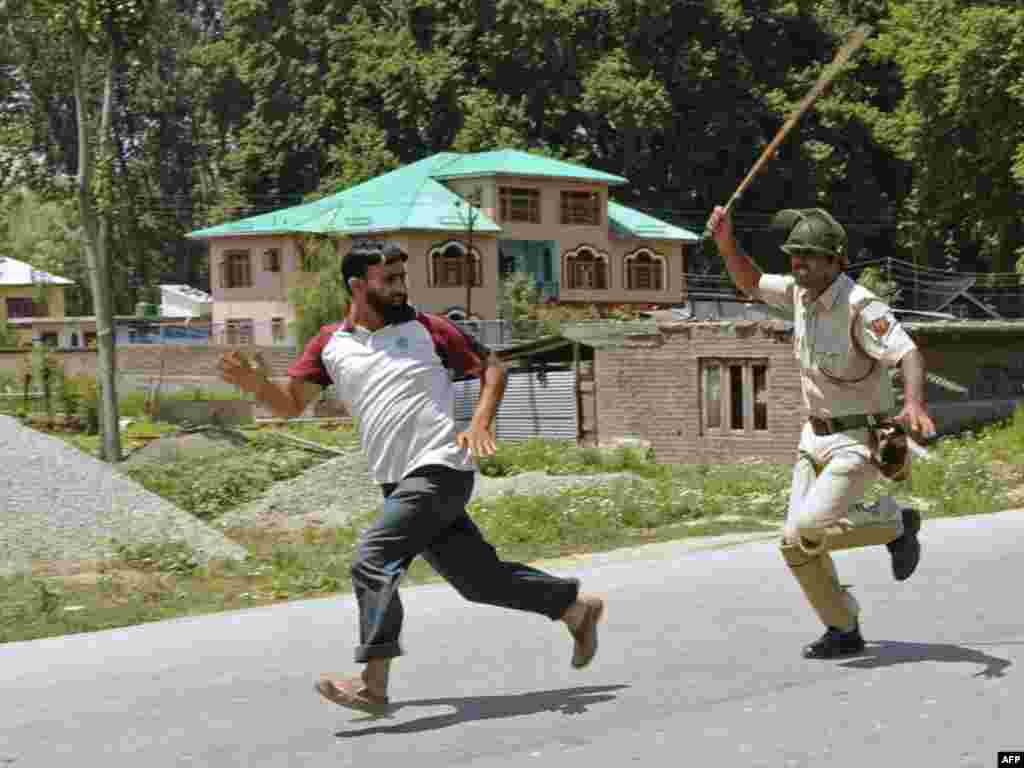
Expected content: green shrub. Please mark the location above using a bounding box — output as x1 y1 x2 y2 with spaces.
122 435 323 520
112 541 201 575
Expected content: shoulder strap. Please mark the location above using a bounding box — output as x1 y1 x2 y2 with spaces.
818 297 879 386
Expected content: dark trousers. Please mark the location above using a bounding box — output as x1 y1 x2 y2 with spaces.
351 465 580 662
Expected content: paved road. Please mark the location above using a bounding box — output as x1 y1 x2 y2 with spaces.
3 513 1021 768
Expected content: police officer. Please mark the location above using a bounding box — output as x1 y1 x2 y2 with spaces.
709 206 937 659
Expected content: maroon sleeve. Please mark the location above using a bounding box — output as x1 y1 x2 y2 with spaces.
417 313 491 378
286 323 343 387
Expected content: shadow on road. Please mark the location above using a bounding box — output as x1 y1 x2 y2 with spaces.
839 640 1013 679
335 684 629 737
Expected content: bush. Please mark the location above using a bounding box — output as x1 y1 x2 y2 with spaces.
112 541 201 575
58 368 82 420
73 376 100 434
32 346 57 419
122 435 324 520
477 439 664 479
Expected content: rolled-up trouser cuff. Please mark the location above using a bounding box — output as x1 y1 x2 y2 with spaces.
354 640 403 663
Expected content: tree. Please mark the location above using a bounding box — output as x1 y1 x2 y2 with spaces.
288 237 350 350
0 189 91 315
12 0 158 461
871 1 1024 271
452 197 480 317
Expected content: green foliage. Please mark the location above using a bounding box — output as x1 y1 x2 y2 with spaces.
477 439 664 480
317 118 401 197
31 345 57 418
57 367 81 419
869 2 1024 271
0 189 89 314
288 238 350 350
498 271 541 322
112 541 201 576
0 319 18 348
856 265 900 302
452 89 531 153
122 434 325 520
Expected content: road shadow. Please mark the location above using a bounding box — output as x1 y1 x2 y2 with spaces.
838 640 1014 679
335 684 629 737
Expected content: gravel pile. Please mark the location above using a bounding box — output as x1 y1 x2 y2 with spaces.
0 415 248 577
121 430 249 468
216 449 384 530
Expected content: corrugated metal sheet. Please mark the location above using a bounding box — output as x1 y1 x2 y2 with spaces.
454 369 578 441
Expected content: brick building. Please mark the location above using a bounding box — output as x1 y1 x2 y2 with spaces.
592 320 803 465
590 318 1024 465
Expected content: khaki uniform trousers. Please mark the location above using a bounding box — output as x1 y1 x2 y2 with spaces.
780 422 904 631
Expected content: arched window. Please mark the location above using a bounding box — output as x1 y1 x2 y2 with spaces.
564 246 608 290
625 249 665 291
429 241 482 287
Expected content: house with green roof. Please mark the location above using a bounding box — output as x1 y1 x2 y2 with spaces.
188 148 698 345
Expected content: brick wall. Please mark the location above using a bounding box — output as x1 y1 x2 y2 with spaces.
0 344 301 386
595 321 805 466
0 344 348 418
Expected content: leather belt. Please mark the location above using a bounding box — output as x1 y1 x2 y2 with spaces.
808 413 886 436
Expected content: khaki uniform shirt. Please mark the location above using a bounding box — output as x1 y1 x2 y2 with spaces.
757 273 917 418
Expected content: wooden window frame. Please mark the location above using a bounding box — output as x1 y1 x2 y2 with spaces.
225 318 254 346
560 190 601 226
4 297 35 319
263 248 281 273
625 250 665 291
699 358 770 435
564 247 608 290
499 187 541 223
271 317 286 343
430 242 482 288
220 250 253 289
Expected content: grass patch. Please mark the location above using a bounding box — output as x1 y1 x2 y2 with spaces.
478 439 661 479
121 427 359 520
3 410 1023 644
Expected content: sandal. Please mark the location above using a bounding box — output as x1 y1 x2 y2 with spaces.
315 676 391 715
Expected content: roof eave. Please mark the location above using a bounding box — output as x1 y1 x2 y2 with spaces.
433 171 627 186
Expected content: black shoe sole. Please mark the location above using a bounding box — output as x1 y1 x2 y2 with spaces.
802 627 866 659
802 644 867 660
888 508 922 582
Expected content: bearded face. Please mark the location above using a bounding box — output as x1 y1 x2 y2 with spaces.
363 265 410 324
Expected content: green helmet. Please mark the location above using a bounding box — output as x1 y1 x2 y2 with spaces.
773 208 848 265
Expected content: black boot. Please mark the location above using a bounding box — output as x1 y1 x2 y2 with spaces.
802 625 866 659
886 508 922 582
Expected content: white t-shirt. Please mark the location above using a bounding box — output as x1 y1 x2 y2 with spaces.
288 306 491 483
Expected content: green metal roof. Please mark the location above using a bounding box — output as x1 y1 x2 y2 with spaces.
431 149 627 185
188 151 701 241
607 201 700 242
188 154 501 239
